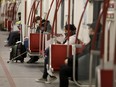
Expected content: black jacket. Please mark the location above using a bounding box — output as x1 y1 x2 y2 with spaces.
67 43 91 67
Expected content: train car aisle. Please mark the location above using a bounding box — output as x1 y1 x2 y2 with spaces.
0 31 77 87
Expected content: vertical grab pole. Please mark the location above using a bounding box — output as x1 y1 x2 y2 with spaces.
55 0 58 35
72 0 74 24
30 1 36 29
44 0 54 31
39 0 42 55
114 29 116 65
51 0 62 38
49 0 62 72
75 0 89 44
24 0 27 36
27 0 36 27
66 0 71 58
41 0 55 57
27 0 39 51
114 28 116 86
90 11 103 87
72 0 89 86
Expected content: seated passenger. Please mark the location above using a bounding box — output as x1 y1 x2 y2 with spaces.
59 21 101 87
4 12 21 47
36 19 51 33
27 16 52 63
36 24 76 83
26 16 42 63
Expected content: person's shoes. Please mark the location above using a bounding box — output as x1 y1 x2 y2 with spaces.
27 59 36 63
35 78 47 83
4 40 8 43
45 76 57 84
4 44 11 47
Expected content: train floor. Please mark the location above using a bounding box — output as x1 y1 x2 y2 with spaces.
0 31 78 87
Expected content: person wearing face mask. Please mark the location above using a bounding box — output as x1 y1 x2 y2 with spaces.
36 24 76 83
59 21 102 87
36 18 51 33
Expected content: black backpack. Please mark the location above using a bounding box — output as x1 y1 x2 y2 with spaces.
9 42 27 63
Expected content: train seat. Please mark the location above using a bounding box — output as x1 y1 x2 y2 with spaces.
49 44 85 71
29 33 43 52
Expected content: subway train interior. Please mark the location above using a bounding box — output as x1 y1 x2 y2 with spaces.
0 0 116 87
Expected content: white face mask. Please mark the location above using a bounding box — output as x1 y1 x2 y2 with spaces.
35 20 40 27
89 28 95 35
37 20 40 25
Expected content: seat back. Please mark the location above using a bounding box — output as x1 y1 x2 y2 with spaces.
29 33 43 52
50 44 72 71
50 44 85 71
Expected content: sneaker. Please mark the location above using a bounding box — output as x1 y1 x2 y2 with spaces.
35 78 47 83
45 76 57 84
4 40 8 43
4 44 11 47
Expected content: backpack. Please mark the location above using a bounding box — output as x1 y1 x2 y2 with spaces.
9 42 27 63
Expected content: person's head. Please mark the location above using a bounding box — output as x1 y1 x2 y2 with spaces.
18 12 21 21
35 16 42 25
87 22 96 35
87 21 102 39
64 24 76 37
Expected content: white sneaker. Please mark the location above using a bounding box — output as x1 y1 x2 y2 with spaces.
4 40 8 43
45 76 57 84
9 48 12 51
35 78 47 83
47 68 53 76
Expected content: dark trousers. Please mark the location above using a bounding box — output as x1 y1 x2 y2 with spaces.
42 48 49 79
7 31 20 45
59 65 72 87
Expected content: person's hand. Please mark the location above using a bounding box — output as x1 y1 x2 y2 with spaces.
64 59 68 65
